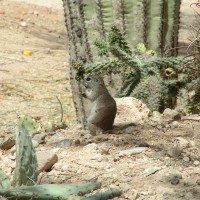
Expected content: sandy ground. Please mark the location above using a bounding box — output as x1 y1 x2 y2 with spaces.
0 1 200 200
9 0 63 9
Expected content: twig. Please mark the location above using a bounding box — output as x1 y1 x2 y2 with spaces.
56 96 63 122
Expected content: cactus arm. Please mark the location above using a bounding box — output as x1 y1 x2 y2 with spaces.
13 122 38 187
125 0 146 47
0 169 11 190
81 190 122 200
145 0 164 54
0 182 101 200
162 0 181 55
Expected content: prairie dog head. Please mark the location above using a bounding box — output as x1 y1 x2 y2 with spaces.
82 76 108 101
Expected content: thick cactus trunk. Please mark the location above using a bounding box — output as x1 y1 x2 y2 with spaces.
62 0 93 128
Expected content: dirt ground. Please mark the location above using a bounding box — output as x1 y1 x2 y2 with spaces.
0 1 200 200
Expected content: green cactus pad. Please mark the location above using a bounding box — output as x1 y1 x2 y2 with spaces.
0 169 11 190
13 122 38 187
18 115 41 136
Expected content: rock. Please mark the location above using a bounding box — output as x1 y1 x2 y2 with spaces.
20 21 27 27
171 174 182 185
44 48 51 54
32 133 47 144
118 147 148 157
171 121 179 128
166 146 182 158
176 137 189 149
99 143 111 154
46 131 65 145
32 140 40 148
37 151 58 173
196 179 200 185
114 97 150 125
61 164 69 171
162 108 181 123
91 153 103 162
194 160 200 166
144 167 160 176
56 139 73 148
127 189 138 200
183 156 190 162
83 143 98 153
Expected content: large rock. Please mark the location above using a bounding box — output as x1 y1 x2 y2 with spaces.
114 97 150 125
37 151 58 173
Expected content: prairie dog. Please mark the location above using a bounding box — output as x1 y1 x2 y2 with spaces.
82 76 117 135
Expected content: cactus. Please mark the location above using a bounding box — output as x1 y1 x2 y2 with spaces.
18 116 40 136
74 26 191 112
13 120 38 187
0 116 41 151
0 181 121 200
62 0 182 125
0 169 11 190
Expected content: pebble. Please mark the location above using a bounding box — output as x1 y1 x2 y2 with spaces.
61 164 69 171
171 121 179 128
171 174 182 185
127 189 138 200
83 143 98 153
167 146 182 158
176 137 189 148
91 153 103 162
20 21 27 27
183 156 190 162
56 139 73 148
171 176 180 185
196 179 200 185
144 167 160 176
194 160 200 166
118 147 148 157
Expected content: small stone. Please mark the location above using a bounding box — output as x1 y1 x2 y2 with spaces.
20 21 27 27
126 189 138 200
183 156 190 162
37 151 58 173
44 48 51 54
56 139 73 148
176 137 189 149
83 143 98 153
118 147 148 157
33 132 47 144
32 140 40 148
113 156 119 162
171 121 179 128
163 108 181 121
194 160 200 166
196 179 200 185
99 143 111 154
144 167 160 176
171 175 181 185
167 146 182 158
91 153 103 162
159 175 171 183
61 164 69 171
33 11 39 15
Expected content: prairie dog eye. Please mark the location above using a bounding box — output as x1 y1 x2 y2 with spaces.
86 77 91 81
